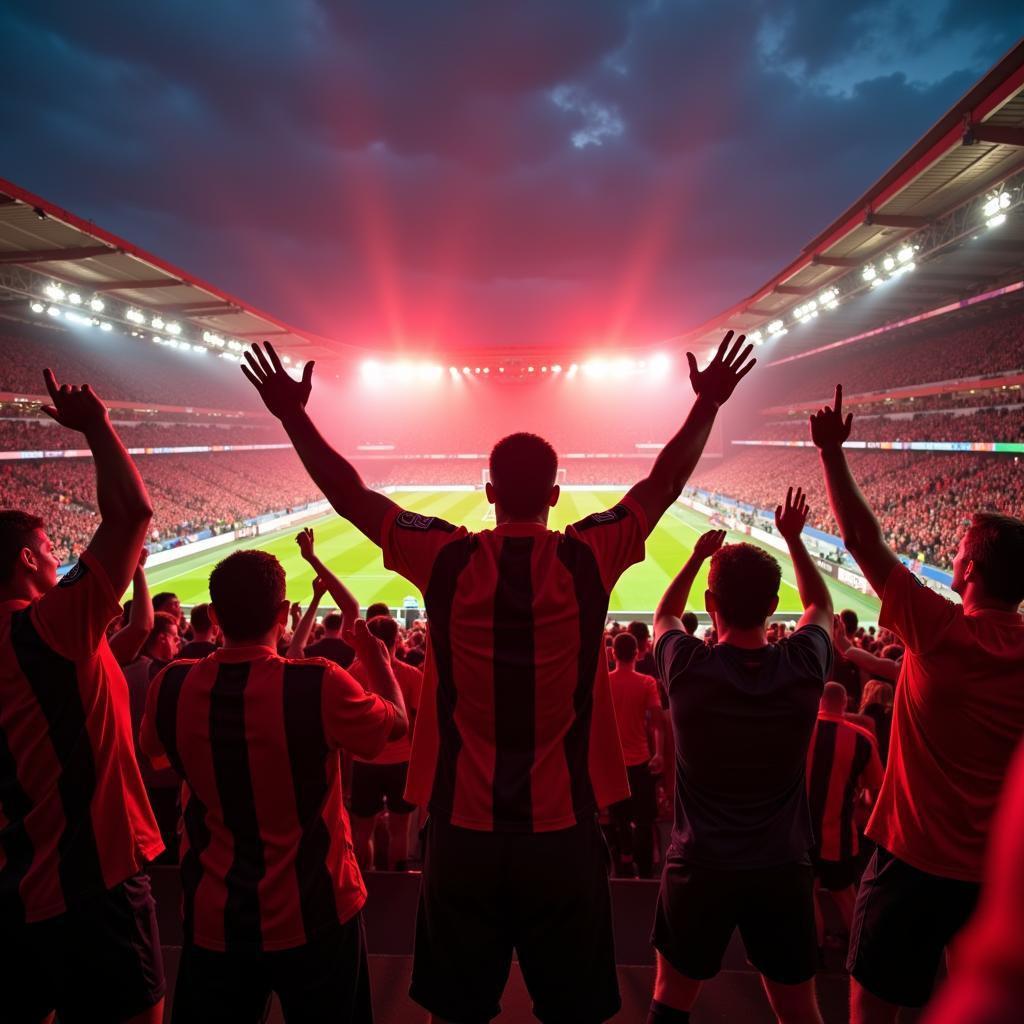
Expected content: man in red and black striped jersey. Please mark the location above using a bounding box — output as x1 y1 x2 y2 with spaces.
0 371 165 1024
140 549 407 1023
241 332 755 1023
348 614 423 872
806 682 883 941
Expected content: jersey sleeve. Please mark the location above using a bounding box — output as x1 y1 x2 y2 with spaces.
879 562 958 655
380 505 468 591
321 663 397 761
781 623 834 684
567 494 648 591
31 550 123 661
655 628 706 693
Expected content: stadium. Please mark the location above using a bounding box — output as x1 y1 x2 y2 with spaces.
2 19 1023 1024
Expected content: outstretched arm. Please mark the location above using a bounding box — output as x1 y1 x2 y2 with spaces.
109 550 153 665
628 332 755 531
654 529 725 641
775 487 832 631
811 385 900 596
242 343 400 544
41 370 152 596
831 618 900 681
287 576 326 658
344 619 408 741
295 527 360 627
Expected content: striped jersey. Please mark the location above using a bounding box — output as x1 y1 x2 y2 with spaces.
806 711 883 862
0 551 164 924
140 645 396 952
381 496 649 832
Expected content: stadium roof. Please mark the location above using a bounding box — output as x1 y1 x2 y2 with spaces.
0 176 351 363
678 40 1024 365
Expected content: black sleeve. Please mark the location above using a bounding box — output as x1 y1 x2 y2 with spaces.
655 629 706 696
782 623 834 684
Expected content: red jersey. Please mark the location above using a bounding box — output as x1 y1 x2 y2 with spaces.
806 711 883 862
868 564 1024 882
608 667 661 767
381 497 648 832
0 551 163 923
140 645 395 952
349 656 422 765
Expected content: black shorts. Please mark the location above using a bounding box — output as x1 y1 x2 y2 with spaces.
0 872 165 1024
609 763 658 825
411 815 620 1024
171 912 371 1024
848 846 980 1008
350 760 417 818
814 856 860 892
653 854 818 985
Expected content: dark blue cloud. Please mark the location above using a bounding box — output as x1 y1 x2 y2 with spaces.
1 0 1020 349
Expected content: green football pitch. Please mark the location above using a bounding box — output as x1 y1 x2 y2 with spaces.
145 489 880 620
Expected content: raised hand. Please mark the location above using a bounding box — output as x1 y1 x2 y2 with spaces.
686 331 756 406
241 341 314 420
831 613 851 653
311 575 328 600
343 618 390 664
775 486 809 543
296 527 315 561
40 369 108 433
809 384 853 450
692 529 727 561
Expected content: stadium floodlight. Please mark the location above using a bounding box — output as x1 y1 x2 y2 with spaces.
987 213 1007 229
462 366 470 374
551 364 562 373
165 321 182 335
582 358 608 378
897 246 915 264
794 300 818 324
767 319 787 336
890 261 916 278
650 353 671 375
126 308 145 324
89 296 105 312
281 355 292 364
818 288 839 311
541 365 548 373
567 363 579 378
474 367 481 374
46 305 61 317
882 255 896 273
44 283 65 301
151 316 166 330
30 301 44 314
483 366 490 374
227 340 244 352
192 344 207 354
748 331 763 346
861 265 877 282
361 359 382 383
68 292 82 305
498 366 505 373
528 365 535 373
65 311 91 326
983 192 1011 227
100 321 112 332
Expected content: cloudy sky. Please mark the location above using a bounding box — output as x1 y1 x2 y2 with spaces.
2 1 1022 351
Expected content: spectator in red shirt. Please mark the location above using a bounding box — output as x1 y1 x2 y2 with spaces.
141 550 407 1023
348 615 423 872
812 385 1024 1021
242 332 755 1024
651 489 833 1024
607 632 665 878
0 370 164 1024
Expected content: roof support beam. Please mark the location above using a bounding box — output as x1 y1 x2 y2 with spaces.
93 278 182 292
0 245 112 265
863 213 927 229
235 330 290 337
963 124 1024 147
811 256 859 268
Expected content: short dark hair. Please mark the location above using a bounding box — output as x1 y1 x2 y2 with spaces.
627 621 650 645
190 602 212 632
367 614 399 649
209 550 286 642
365 602 390 620
153 592 179 613
0 510 45 583
962 512 1024 604
144 611 179 655
708 543 782 629
839 609 858 636
612 632 637 663
322 612 343 632
489 433 558 519
681 611 699 635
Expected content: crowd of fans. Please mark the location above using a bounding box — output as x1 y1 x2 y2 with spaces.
778 385 1022 417
691 448 1023 569
1 449 323 563
765 302 1024 403
748 405 1023 444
